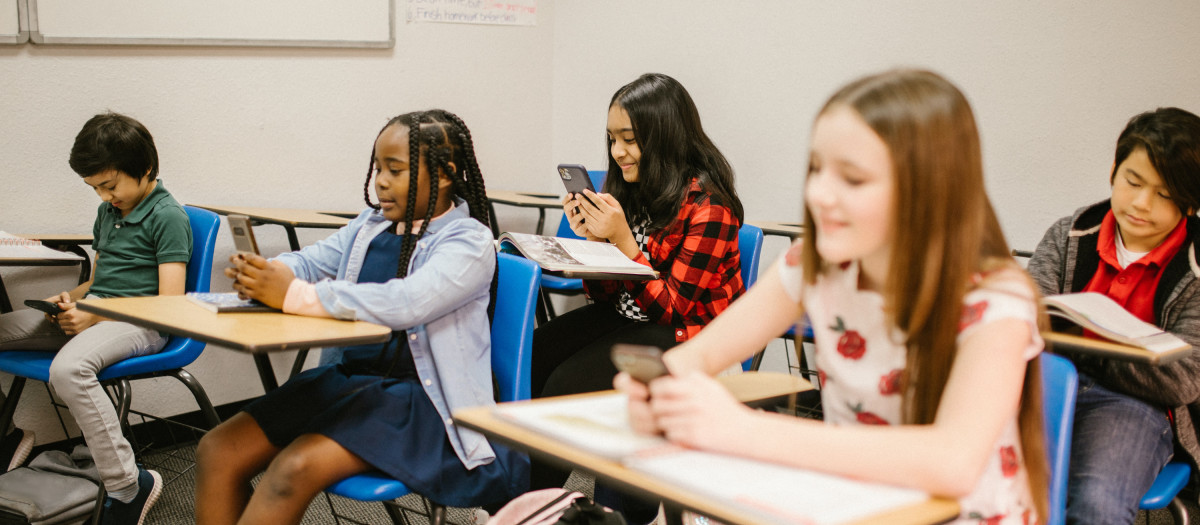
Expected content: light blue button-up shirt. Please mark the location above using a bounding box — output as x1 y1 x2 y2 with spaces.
274 199 498 468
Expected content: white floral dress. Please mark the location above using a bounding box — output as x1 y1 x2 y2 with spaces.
779 257 1042 525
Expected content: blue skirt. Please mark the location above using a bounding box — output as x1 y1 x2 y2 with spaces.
243 361 529 507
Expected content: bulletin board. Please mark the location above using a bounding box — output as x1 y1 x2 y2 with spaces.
25 0 394 48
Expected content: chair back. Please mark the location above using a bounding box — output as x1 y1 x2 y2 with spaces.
97 206 220 380
737 224 764 371
493 253 541 402
554 170 607 241
1040 352 1077 525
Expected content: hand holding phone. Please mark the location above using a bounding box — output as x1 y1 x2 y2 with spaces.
24 299 64 316
557 164 597 215
611 344 669 384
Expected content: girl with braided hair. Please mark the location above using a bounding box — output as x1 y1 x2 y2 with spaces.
195 110 526 524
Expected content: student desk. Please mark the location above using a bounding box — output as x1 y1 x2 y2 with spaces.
76 295 391 393
455 372 959 525
747 220 804 240
1044 331 1190 366
0 236 89 314
486 190 562 238
189 205 351 252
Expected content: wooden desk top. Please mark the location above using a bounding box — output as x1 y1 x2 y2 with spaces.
14 234 94 244
77 295 390 353
455 373 959 525
190 204 351 229
486 189 563 208
747 220 804 239
1044 331 1191 365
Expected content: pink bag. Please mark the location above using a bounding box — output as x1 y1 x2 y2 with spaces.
489 489 626 525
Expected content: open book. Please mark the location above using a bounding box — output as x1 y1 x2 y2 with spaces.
498 232 657 280
1043 292 1190 355
0 232 84 261
492 384 932 525
186 292 278 313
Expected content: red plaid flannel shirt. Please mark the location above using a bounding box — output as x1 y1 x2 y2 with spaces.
583 180 744 342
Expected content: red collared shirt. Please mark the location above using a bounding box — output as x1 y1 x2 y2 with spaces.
583 180 744 342
1082 210 1188 325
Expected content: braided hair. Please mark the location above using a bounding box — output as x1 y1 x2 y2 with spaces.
362 110 497 317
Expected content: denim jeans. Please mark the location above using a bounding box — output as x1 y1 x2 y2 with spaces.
1066 372 1174 525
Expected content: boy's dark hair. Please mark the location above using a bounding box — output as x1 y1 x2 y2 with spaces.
605 73 743 232
69 112 159 181
1110 107 1200 213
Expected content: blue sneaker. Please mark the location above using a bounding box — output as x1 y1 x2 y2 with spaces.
101 469 162 525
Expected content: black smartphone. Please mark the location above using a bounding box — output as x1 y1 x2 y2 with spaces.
24 299 63 315
611 344 669 384
227 214 260 256
557 164 597 206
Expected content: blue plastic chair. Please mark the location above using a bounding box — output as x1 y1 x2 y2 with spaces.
324 252 540 525
1040 353 1077 525
734 224 763 372
539 170 606 319
0 206 222 438
1139 461 1190 523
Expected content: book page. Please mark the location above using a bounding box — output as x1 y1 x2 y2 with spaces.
493 393 676 460
554 237 649 271
0 232 85 261
630 451 929 525
1043 293 1185 352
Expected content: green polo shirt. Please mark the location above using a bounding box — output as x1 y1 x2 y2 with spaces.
89 181 191 298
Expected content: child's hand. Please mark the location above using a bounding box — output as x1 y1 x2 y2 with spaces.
56 301 99 335
224 254 248 298
649 371 751 453
42 292 71 322
575 191 631 244
562 195 601 241
614 372 662 436
231 254 294 308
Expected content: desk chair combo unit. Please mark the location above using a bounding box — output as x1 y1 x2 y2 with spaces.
323 253 541 525
0 206 222 520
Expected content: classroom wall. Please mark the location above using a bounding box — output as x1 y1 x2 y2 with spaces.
3 0 1200 443
0 2 556 442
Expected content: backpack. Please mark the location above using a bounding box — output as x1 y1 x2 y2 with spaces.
490 489 627 525
0 446 100 525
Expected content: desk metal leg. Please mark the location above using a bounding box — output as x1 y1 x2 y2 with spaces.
487 202 501 239
284 226 302 252
0 275 11 314
535 209 546 236
253 354 280 393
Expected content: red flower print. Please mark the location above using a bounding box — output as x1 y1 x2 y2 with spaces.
878 369 903 396
960 300 989 331
1000 446 1019 477
829 316 866 360
848 402 888 425
818 369 827 386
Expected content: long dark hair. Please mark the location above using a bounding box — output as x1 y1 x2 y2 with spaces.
605 73 743 231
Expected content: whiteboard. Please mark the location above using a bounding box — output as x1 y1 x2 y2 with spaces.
0 0 27 44
28 0 393 48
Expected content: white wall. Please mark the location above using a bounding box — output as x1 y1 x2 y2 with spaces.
4 0 1200 443
0 2 556 442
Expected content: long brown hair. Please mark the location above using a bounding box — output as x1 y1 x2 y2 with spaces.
801 69 1048 520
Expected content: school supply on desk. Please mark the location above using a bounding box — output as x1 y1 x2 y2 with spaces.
0 233 84 261
498 232 658 280
1043 292 1190 355
493 386 931 525
226 214 260 255
186 292 277 313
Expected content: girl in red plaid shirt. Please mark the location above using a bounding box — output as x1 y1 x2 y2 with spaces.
529 73 744 522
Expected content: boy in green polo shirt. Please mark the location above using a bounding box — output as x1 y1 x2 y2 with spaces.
0 112 191 525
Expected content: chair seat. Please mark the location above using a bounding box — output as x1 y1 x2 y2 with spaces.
327 471 413 501
0 336 202 382
540 274 583 292
1140 461 1191 510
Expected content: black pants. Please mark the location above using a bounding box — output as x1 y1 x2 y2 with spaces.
530 302 679 524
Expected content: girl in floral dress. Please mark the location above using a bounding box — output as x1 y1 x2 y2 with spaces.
617 69 1050 524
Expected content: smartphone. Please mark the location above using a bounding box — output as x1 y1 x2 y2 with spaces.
227 214 260 256
24 299 63 315
611 344 669 384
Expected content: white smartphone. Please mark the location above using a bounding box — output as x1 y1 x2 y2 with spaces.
227 214 260 255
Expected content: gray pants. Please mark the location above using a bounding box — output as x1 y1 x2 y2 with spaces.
0 308 166 493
